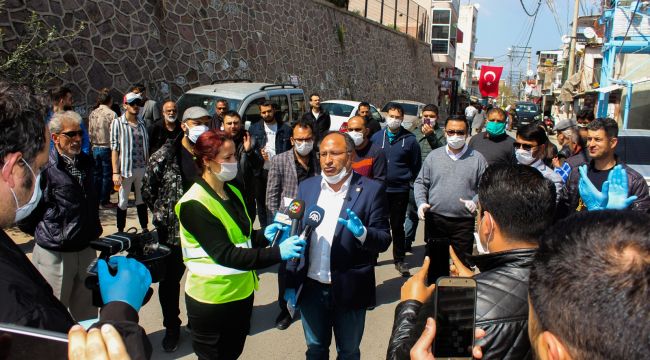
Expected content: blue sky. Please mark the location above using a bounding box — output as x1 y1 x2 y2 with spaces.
473 0 600 72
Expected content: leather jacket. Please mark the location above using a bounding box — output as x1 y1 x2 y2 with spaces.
386 249 536 360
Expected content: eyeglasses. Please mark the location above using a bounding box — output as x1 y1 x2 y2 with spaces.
513 142 538 151
60 130 84 138
445 130 466 136
316 150 351 159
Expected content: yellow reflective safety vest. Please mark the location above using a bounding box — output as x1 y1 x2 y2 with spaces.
175 182 258 304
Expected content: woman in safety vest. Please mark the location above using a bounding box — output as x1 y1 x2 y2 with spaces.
175 130 305 359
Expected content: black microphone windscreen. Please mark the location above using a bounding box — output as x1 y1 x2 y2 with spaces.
288 200 305 219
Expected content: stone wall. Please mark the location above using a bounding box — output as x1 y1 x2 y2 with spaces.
0 0 438 115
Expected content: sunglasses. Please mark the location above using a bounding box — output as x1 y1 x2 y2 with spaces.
60 130 84 138
445 130 466 136
127 101 144 107
513 142 537 151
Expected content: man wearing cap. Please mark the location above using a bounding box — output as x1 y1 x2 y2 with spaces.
142 105 209 352
554 118 590 173
111 92 150 233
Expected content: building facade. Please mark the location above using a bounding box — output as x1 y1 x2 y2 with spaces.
455 4 479 97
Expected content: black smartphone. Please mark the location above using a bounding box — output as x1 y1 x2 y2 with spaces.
0 323 68 359
433 277 477 360
423 117 431 126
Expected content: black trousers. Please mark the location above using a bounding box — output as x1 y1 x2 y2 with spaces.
388 191 410 264
158 241 186 330
186 293 254 360
253 170 269 227
424 212 475 285
277 261 288 315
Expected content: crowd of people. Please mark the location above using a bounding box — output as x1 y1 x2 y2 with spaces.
0 80 648 360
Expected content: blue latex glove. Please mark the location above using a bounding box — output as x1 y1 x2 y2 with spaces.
337 208 365 238
264 223 289 244
97 256 152 312
578 165 609 211
605 165 638 210
279 235 306 261
284 288 297 307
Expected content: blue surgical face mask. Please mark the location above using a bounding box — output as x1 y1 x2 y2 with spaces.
9 159 43 223
188 124 209 143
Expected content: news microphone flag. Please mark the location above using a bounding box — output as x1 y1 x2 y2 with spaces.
478 65 503 98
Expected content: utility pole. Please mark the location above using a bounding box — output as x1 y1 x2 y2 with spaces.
567 0 580 78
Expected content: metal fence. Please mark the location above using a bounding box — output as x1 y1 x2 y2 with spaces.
348 0 430 42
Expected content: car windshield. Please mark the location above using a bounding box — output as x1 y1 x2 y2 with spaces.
381 102 419 116
321 103 355 117
176 94 241 119
516 104 537 112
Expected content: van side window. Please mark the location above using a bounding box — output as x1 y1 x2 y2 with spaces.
290 94 305 125
270 95 290 124
243 97 266 126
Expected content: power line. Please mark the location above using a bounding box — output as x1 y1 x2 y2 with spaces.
517 1 541 65
545 0 565 36
617 1 641 58
520 0 542 17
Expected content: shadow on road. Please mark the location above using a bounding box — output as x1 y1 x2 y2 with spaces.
147 327 195 359
249 300 299 335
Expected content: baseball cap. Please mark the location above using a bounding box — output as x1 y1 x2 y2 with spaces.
124 92 143 105
553 118 577 132
182 106 211 122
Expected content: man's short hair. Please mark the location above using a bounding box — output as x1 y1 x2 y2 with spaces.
486 107 507 119
259 100 275 109
222 110 241 121
130 83 145 93
478 165 555 243
386 103 404 117
517 123 548 146
292 118 314 132
529 210 650 359
215 99 228 106
309 93 320 101
422 104 438 114
576 108 595 121
358 101 370 110
0 82 48 166
560 128 579 144
444 115 468 130
587 117 618 138
49 86 72 103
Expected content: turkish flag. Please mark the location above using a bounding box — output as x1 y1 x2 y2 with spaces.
478 66 503 98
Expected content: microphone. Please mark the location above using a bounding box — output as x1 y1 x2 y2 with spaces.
270 211 292 247
287 199 305 237
287 205 325 273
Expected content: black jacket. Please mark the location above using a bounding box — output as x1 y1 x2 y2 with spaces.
19 148 101 252
386 249 536 360
301 110 331 145
147 120 182 154
248 120 292 176
0 229 152 359
557 159 650 218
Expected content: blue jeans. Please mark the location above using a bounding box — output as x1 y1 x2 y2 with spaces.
299 279 366 360
92 147 112 204
404 188 419 244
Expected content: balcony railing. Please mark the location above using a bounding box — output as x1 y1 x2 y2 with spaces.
347 0 430 42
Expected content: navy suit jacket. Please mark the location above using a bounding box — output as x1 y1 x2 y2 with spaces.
288 172 391 309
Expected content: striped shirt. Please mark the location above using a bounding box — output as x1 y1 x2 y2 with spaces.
110 114 149 178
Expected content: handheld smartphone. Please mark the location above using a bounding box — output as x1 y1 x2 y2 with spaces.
0 323 68 359
423 117 431 126
433 277 477 360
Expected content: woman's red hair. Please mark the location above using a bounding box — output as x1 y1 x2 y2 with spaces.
193 129 230 171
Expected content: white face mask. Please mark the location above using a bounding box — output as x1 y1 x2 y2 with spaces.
9 159 43 223
447 135 466 150
386 116 402 131
402 121 414 131
211 161 238 182
475 213 494 255
321 167 348 185
295 140 314 156
188 124 209 143
515 148 536 165
165 114 177 123
347 131 364 147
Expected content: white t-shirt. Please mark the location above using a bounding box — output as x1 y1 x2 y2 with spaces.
465 105 478 119
263 122 278 170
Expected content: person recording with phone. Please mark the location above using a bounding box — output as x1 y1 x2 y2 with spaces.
0 82 151 359
284 132 391 359
388 164 556 360
174 129 306 359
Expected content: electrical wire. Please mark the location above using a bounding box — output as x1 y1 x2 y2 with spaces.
545 0 565 36
520 0 542 17
517 1 541 65
616 1 641 58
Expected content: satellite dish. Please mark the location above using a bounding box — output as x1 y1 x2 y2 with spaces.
561 35 571 44
583 27 596 39
474 3 481 10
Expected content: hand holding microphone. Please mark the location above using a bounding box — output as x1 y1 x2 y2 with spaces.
264 223 289 244
279 235 306 261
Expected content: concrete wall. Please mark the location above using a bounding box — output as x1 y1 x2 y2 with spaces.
0 0 438 115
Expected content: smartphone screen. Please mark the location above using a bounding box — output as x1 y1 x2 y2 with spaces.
0 323 68 360
423 117 431 126
433 277 477 359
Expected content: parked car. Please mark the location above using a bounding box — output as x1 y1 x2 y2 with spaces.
176 81 305 130
513 101 541 129
380 100 426 126
616 129 650 187
320 100 384 132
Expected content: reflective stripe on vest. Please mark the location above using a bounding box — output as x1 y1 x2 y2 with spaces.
182 239 252 259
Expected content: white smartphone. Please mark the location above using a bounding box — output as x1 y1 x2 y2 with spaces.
433 277 477 360
0 323 68 359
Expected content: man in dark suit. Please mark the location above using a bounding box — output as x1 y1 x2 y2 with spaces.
248 101 292 226
284 132 391 359
266 118 319 330
301 93 331 146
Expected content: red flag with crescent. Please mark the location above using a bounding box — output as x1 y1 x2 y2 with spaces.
478 66 503 98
